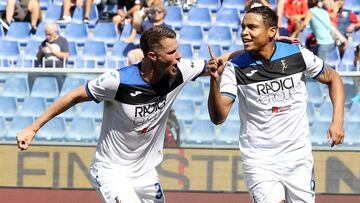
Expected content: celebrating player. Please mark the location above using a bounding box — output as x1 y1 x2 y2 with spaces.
207 6 345 203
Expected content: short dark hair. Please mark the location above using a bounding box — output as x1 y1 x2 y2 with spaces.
140 25 176 56
308 0 319 8
246 6 278 28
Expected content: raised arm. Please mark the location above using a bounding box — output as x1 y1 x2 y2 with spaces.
207 45 235 125
317 64 345 147
16 86 91 150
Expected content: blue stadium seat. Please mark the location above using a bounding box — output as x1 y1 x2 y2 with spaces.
344 121 360 146
1 77 30 100
349 102 360 121
105 59 127 69
0 96 17 120
343 0 360 13
344 83 357 107
178 81 205 105
0 0 6 12
81 40 107 66
172 99 196 122
78 102 103 122
17 40 42 68
186 119 216 145
73 59 97 68
60 77 87 96
215 8 240 32
178 25 204 49
119 23 133 40
0 39 20 66
222 0 245 12
306 81 323 107
20 96 47 117
67 41 78 65
6 116 33 140
93 22 118 47
278 27 289 36
0 116 6 140
72 4 99 27
207 25 232 50
352 30 360 46
0 25 3 38
228 100 240 120
187 7 212 31
179 43 194 59
229 44 244 52
111 41 137 60
317 101 333 121
6 22 31 46
216 120 239 146
196 101 210 120
164 6 183 30
234 29 243 45
36 117 66 142
31 76 59 101
198 43 222 61
196 0 221 13
325 48 341 69
307 101 315 125
340 45 356 71
66 117 97 143
32 22 46 41
44 4 62 22
40 0 50 10
310 120 330 146
64 23 88 46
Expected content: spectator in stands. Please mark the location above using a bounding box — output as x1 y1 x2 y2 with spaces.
127 3 170 64
0 0 40 34
112 0 144 31
292 0 335 61
328 0 360 57
124 3 167 43
278 0 308 38
57 0 99 24
36 22 69 67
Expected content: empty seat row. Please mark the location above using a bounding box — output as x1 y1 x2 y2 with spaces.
0 116 99 143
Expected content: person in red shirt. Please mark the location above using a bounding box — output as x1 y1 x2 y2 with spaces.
281 0 308 37
327 0 360 57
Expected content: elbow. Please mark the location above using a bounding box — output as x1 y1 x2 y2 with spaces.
210 115 226 125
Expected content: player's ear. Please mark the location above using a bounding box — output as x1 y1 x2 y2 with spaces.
269 26 278 39
147 51 157 62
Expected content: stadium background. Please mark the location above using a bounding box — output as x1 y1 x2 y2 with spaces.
1 0 360 202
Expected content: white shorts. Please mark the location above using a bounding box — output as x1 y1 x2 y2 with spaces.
244 158 315 203
90 167 165 203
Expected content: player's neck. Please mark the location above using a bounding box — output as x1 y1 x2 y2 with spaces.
140 60 164 84
251 43 276 61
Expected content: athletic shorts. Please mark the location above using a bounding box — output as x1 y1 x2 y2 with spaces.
244 157 315 203
90 167 165 203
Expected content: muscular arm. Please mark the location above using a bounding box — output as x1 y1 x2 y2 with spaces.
16 86 91 150
317 64 345 146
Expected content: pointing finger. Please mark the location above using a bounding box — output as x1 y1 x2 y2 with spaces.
208 44 216 59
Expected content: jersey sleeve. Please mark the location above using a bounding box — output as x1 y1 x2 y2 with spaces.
220 62 237 100
86 69 120 103
177 59 206 82
300 46 324 79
